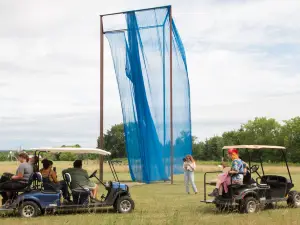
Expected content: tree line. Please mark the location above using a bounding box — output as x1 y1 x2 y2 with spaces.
98 116 300 163
0 144 98 162
1 116 299 162
193 117 300 163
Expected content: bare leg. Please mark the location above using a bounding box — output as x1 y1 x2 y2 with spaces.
216 179 222 189
209 177 222 197
218 185 223 195
91 184 98 198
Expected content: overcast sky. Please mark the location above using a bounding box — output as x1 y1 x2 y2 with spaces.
0 0 300 149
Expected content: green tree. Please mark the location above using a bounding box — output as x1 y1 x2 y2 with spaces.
98 123 126 158
241 117 281 145
281 117 300 162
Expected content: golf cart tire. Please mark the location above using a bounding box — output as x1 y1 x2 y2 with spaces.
216 204 233 212
19 201 41 218
264 202 276 210
240 197 258 214
115 196 135 213
287 191 300 208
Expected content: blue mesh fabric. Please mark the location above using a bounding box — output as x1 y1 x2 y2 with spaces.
105 6 191 183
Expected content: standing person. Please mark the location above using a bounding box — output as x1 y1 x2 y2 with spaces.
183 155 198 194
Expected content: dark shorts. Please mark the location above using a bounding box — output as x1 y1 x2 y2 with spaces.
0 180 27 191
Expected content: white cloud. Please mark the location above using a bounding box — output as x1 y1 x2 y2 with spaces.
0 0 299 148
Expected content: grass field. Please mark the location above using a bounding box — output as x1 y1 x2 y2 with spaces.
1 161 300 225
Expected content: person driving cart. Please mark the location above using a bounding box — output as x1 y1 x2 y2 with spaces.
208 148 244 197
62 160 98 199
0 152 33 207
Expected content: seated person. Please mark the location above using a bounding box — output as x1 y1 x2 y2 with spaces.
40 159 58 183
0 152 33 207
40 159 70 201
29 155 39 172
62 160 98 199
208 160 249 186
208 148 244 197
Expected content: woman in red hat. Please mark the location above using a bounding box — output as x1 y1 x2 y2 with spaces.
208 148 244 197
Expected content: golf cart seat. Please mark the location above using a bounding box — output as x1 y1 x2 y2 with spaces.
42 173 61 193
0 172 41 193
228 184 247 189
63 173 90 205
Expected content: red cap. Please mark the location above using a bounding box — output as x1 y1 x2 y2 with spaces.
228 148 238 155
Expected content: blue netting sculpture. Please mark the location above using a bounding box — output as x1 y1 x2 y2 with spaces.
104 6 191 183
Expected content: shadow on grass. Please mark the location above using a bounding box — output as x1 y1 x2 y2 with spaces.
196 203 291 216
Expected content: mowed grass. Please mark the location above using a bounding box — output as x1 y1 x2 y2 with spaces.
1 161 300 225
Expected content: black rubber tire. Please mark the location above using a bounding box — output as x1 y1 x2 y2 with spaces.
18 201 41 218
264 202 276 209
115 196 135 213
215 204 223 212
287 191 300 208
240 197 258 214
216 204 227 212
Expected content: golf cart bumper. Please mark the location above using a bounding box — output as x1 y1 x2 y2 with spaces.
201 198 240 206
111 182 128 191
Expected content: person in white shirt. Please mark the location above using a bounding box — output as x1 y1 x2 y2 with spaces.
183 155 198 194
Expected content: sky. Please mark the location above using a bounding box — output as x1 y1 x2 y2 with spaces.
0 0 300 149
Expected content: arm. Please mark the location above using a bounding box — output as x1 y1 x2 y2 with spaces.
83 169 90 180
189 162 196 170
228 161 239 175
51 170 58 183
243 161 249 175
12 164 25 180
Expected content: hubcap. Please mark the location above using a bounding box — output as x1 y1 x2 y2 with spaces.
120 199 131 212
294 195 300 206
247 201 257 213
22 205 35 217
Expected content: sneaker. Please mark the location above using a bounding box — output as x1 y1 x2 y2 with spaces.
208 188 219 197
195 192 198 194
90 197 101 203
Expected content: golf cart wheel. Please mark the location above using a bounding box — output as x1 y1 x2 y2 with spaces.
115 196 135 213
264 202 276 210
287 191 300 208
19 201 41 218
240 197 258 214
216 204 228 212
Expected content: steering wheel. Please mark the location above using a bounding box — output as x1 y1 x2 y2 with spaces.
89 170 97 178
250 165 259 173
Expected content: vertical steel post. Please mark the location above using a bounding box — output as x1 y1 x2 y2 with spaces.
100 16 104 182
169 6 174 184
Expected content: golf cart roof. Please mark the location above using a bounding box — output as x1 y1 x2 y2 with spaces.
29 147 111 156
222 145 286 150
